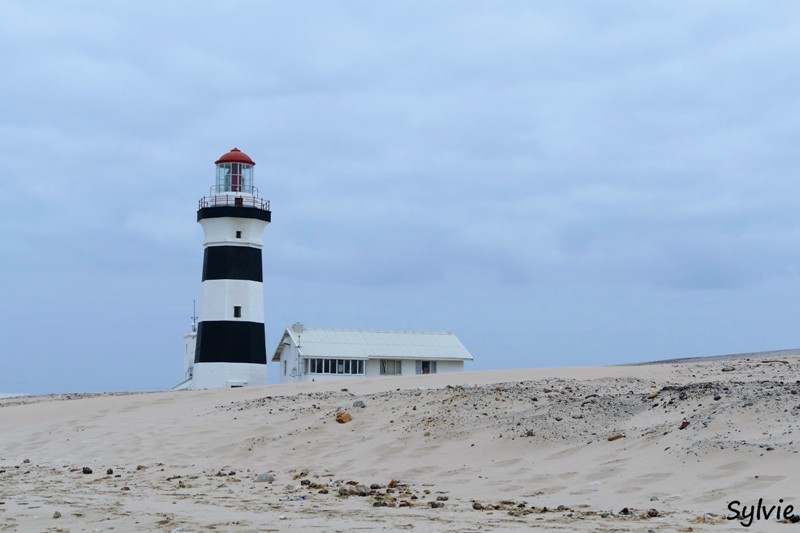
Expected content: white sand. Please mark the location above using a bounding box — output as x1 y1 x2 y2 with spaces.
2 357 799 532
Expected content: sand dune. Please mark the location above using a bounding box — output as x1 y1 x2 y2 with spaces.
2 357 799 532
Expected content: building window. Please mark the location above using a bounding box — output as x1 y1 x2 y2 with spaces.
380 360 402 375
306 358 364 375
233 306 242 318
235 230 242 239
283 361 287 375
416 361 437 375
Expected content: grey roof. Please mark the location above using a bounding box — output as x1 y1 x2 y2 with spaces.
272 327 474 362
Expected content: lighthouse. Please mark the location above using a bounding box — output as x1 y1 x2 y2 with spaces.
179 148 271 389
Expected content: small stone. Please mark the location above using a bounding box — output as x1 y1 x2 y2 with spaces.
336 411 353 423
713 395 721 401
106 468 113 475
607 432 625 442
472 502 483 510
620 507 631 515
647 508 659 517
650 496 659 501
554 417 563 422
255 473 274 483
679 419 690 430
429 501 444 508
525 429 535 437
436 495 449 501
789 514 800 523
82 466 92 474
53 511 61 519
22 459 30 464
352 400 366 408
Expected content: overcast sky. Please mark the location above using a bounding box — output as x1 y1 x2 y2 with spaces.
2 1 800 394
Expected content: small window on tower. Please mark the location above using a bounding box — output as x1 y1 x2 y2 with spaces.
233 306 242 318
235 230 242 239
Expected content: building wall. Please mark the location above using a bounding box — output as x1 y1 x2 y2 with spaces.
182 332 197 382
191 362 268 388
434 360 464 373
275 351 466 383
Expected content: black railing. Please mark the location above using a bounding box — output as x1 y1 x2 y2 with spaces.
198 195 270 211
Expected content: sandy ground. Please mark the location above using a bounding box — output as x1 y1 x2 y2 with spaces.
2 356 800 532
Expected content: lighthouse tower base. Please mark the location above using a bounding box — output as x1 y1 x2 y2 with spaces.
188 363 268 389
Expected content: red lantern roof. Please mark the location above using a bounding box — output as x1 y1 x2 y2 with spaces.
215 148 256 166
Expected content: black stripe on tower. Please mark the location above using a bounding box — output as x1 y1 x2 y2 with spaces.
202 246 263 282
198 206 271 222
194 321 267 364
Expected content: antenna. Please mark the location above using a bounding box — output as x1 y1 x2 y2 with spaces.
191 299 197 333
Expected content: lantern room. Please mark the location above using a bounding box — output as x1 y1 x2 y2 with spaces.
215 148 255 194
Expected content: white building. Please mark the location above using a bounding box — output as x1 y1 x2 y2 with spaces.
271 323 474 383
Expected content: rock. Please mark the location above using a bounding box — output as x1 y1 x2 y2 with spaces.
436 495 449 501
679 419 690 430
789 514 800 523
472 502 484 510
620 507 631 515
648 391 658 399
82 466 92 474
370 483 383 489
336 411 353 423
554 417 563 422
429 501 444 508
650 496 659 501
106 468 113 475
255 473 274 483
352 400 366 408
22 459 30 464
713 395 721 401
525 430 535 437
53 511 61 519
607 432 625 442
647 508 659 517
